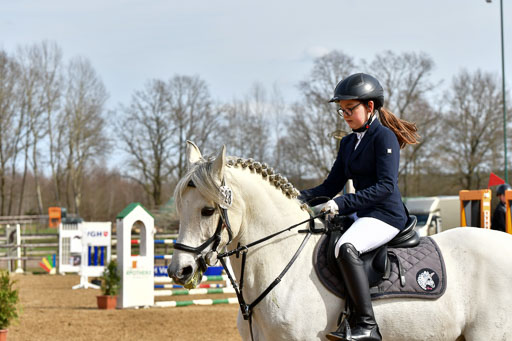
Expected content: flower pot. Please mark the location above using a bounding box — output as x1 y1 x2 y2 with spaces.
96 295 117 310
0 329 7 341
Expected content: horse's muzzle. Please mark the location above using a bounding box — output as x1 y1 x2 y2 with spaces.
167 264 194 285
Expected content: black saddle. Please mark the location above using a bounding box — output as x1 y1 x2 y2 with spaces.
326 215 419 287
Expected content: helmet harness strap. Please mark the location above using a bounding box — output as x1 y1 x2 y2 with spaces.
352 110 375 133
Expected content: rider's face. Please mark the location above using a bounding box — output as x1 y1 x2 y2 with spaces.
338 100 373 130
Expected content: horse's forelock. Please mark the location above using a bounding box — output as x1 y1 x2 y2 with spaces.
174 157 225 214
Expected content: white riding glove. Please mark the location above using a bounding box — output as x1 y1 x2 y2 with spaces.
312 199 339 216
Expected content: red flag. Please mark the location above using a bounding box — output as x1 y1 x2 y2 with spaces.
488 172 505 188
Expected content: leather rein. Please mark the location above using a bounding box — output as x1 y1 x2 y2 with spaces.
173 179 326 341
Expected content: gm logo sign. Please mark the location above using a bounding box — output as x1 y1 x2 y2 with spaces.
87 231 109 237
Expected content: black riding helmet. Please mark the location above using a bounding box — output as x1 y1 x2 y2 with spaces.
329 73 384 109
496 184 511 196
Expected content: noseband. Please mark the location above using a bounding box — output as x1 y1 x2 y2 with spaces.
173 179 234 272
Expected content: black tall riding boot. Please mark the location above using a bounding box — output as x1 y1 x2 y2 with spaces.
326 243 382 341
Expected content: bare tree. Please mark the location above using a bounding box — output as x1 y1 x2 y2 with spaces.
16 45 45 214
219 82 274 163
118 79 174 207
269 84 288 171
366 51 439 196
275 135 311 188
4 64 27 216
63 56 109 214
36 42 64 204
286 50 356 182
47 104 67 205
17 42 64 213
167 75 220 179
79 166 147 222
0 50 21 215
118 75 218 207
440 70 508 189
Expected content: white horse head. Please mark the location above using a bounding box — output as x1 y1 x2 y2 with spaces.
168 141 240 287
168 141 304 289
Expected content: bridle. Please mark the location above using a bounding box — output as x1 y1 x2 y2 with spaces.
173 179 234 272
173 177 326 341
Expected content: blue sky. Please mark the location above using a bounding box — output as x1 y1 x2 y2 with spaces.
1 0 510 107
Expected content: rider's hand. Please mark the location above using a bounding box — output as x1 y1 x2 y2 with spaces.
312 200 339 216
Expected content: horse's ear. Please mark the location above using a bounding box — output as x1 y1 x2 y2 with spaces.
212 145 226 182
186 141 202 169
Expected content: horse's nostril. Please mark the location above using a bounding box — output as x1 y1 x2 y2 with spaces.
182 265 193 278
167 263 195 285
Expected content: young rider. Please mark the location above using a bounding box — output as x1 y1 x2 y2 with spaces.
299 73 419 341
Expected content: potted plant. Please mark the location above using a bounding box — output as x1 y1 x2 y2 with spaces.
0 270 20 340
97 260 120 310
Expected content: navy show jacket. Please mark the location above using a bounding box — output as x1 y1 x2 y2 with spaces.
301 119 407 230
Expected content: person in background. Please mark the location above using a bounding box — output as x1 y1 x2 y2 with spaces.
492 183 511 232
299 73 419 341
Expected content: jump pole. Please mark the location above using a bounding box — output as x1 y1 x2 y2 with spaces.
155 297 238 308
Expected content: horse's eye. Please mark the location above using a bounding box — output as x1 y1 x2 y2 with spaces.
201 207 215 217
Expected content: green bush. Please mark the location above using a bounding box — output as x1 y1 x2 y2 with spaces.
0 271 20 330
101 260 121 296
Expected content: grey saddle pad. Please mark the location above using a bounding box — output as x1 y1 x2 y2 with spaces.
313 235 447 300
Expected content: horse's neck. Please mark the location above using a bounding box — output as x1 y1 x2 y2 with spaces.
234 170 308 242
227 170 315 299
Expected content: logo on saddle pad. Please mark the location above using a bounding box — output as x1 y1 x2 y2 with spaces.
416 268 439 291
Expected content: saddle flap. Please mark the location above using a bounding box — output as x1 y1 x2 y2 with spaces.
361 246 388 287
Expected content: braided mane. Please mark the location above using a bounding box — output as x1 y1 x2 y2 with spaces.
174 155 303 214
226 157 301 198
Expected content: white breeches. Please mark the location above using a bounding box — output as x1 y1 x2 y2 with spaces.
334 216 399 257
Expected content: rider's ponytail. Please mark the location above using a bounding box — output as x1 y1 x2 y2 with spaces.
378 108 419 149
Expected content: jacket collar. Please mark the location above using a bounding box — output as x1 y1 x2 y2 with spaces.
349 118 381 161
